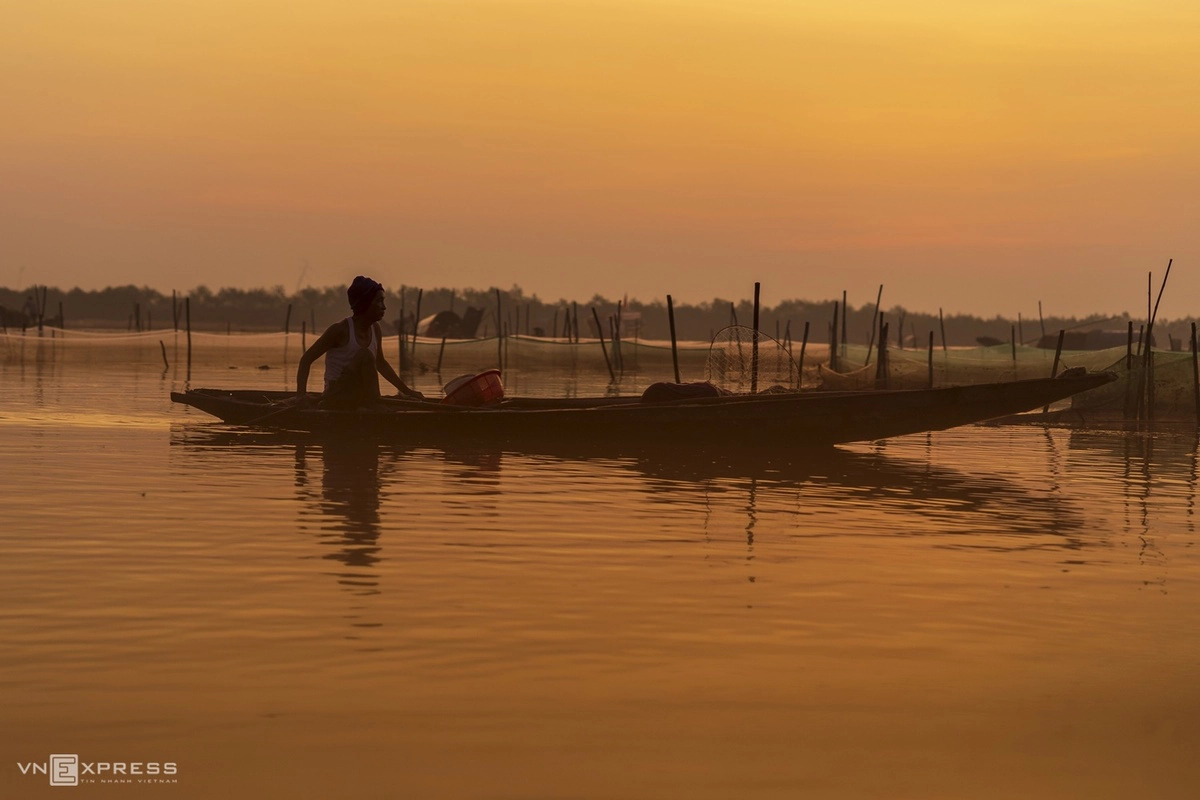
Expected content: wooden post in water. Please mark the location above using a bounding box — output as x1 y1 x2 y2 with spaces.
798 321 810 389
412 289 423 363
301 321 306 352
864 284 883 366
437 335 447 373
39 285 48 333
172 290 179 332
496 289 504 370
572 301 579 343
751 282 760 394
873 313 885 383
667 295 681 383
59 301 65 331
1192 323 1199 423
875 318 889 389
830 301 840 372
159 340 169 370
284 303 292 335
1038 301 1046 339
591 307 616 382
841 289 847 361
939 307 947 351
185 296 192 381
927 331 934 388
1011 325 1017 362
1044 329 1065 413
1126 321 1133 370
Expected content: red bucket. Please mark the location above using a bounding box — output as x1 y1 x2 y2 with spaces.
442 370 505 406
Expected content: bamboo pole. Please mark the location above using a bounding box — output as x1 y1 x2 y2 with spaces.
1038 301 1045 339
939 308 947 351
874 313 885 382
798 321 810 389
667 294 681 383
830 301 840 372
437 335 447 373
1126 321 1133 370
172 290 179 332
591 307 616 382
864 284 883 366
875 317 889 388
927 330 934 389
413 288 423 362
284 303 292 335
1044 329 1065 413
751 282 760 394
1138 260 1173 421
301 321 306 352
1192 322 1199 423
185 296 192 381
841 289 847 361
496 289 503 370
159 340 169 369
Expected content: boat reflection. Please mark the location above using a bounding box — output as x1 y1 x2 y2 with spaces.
171 427 1093 551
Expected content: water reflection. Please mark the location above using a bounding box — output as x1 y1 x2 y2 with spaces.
293 438 385 590
173 428 1095 553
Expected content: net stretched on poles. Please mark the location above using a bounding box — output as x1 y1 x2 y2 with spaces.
705 325 800 393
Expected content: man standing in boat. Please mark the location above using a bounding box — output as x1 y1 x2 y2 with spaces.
295 276 425 408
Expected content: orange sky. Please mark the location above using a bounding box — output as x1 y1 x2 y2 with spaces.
2 1 1197 316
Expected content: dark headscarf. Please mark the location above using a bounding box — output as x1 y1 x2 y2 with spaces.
347 276 383 312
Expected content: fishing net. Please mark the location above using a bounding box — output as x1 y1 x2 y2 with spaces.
705 326 800 393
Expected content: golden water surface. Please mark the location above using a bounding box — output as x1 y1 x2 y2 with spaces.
2 334 1198 798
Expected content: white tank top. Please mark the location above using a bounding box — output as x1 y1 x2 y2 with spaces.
323 317 377 391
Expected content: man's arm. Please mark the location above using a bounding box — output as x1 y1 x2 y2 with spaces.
375 324 424 399
295 324 342 400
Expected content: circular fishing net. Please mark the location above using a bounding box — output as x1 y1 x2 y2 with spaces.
706 325 800 393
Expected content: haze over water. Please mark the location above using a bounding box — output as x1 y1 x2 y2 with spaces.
2 333 1199 798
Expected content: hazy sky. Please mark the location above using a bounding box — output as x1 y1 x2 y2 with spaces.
3 1 1197 317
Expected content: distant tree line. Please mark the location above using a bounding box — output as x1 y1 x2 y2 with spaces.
0 282 1178 348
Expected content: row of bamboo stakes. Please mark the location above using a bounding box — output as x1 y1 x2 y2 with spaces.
12 267 1198 422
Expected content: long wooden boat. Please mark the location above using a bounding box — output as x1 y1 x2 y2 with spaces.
171 370 1115 448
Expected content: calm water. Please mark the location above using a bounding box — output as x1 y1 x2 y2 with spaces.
2 334 1199 798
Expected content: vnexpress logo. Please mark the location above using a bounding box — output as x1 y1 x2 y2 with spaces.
50 754 78 786
18 754 178 786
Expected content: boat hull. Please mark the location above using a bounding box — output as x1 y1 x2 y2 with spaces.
171 372 1116 448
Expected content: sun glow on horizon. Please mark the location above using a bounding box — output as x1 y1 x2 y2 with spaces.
2 1 1198 315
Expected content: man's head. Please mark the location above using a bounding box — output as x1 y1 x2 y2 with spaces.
347 276 384 314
